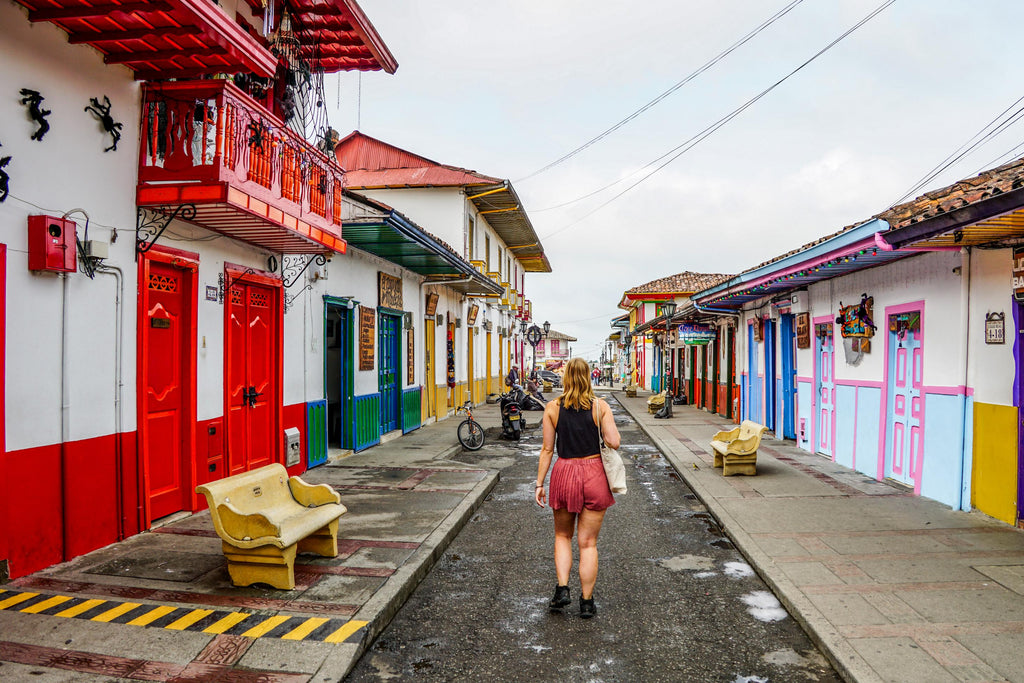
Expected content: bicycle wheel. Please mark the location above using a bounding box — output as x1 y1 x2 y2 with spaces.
458 419 485 451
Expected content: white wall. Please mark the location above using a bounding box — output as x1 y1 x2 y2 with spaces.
356 188 465 253
967 247 1015 406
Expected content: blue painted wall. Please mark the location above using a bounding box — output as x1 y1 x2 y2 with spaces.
854 387 882 478
834 385 857 468
920 392 968 509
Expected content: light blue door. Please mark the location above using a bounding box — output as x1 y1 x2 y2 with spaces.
885 318 922 486
814 323 834 457
764 319 777 432
780 314 797 439
747 323 761 422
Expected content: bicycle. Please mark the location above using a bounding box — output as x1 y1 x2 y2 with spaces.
456 401 485 451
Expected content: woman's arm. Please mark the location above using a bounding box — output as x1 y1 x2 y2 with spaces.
535 400 559 507
599 398 621 450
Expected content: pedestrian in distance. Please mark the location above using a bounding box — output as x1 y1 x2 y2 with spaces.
535 356 621 618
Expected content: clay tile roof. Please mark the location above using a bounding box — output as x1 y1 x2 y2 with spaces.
626 271 733 296
877 156 1024 230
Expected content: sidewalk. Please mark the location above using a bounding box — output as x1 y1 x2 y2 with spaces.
616 388 1024 683
0 407 502 682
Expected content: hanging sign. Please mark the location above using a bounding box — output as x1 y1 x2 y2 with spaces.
677 323 715 345
408 329 416 384
796 312 811 349
1013 247 1024 302
379 272 403 310
986 312 1005 344
359 306 375 371
446 327 456 388
467 304 479 326
425 292 439 317
836 295 876 338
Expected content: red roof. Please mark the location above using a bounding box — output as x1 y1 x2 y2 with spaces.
336 132 501 188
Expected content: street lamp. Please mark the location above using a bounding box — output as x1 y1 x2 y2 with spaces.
661 301 677 417
543 320 551 335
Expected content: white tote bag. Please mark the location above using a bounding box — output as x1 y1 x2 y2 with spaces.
594 399 627 494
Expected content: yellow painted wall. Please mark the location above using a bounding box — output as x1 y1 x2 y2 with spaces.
435 383 448 420
972 402 1018 525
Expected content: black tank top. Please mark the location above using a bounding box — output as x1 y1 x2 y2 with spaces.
555 402 601 459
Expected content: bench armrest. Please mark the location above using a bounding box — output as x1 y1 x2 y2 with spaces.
216 502 281 542
728 434 762 455
289 476 341 508
711 427 740 442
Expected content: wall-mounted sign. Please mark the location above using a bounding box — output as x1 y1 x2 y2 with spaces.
1013 247 1024 302
795 312 810 349
408 329 416 384
467 304 479 326
379 272 403 310
359 306 375 371
986 312 1005 344
837 295 876 338
677 323 716 345
425 292 439 317
752 317 763 342
205 285 219 302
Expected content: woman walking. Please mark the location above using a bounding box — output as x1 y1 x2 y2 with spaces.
534 357 621 618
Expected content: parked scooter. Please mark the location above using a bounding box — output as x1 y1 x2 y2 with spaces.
499 388 525 439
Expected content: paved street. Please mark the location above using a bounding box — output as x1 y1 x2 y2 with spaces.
346 394 841 682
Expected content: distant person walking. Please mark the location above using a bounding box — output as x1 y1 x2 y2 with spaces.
591 367 600 385
535 357 621 618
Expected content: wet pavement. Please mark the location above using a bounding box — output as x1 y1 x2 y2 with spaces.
345 394 841 682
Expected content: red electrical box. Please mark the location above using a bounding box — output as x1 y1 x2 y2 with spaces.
28 215 77 273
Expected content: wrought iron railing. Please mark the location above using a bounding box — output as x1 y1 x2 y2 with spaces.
140 79 343 231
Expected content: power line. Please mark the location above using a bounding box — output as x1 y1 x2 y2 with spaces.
891 93 1024 207
540 0 896 241
518 0 807 186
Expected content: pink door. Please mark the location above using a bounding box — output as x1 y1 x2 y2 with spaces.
885 316 922 486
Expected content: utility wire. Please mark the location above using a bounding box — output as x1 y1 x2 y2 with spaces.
890 92 1024 206
540 0 896 241
972 138 1024 175
517 0 807 185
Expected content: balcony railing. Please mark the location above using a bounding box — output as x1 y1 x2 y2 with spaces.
139 79 343 242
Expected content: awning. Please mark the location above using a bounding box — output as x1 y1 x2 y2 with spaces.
341 192 503 297
286 0 398 74
16 0 279 79
467 183 552 273
883 185 1024 249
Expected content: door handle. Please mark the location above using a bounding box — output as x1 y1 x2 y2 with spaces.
247 386 263 407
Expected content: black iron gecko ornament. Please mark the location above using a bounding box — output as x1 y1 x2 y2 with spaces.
247 120 267 150
84 95 123 152
19 88 51 141
0 141 11 203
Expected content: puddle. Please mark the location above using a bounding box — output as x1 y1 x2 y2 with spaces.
708 538 733 550
762 647 829 670
739 591 788 622
694 571 717 578
732 676 769 683
658 554 714 572
666 471 680 480
723 561 754 578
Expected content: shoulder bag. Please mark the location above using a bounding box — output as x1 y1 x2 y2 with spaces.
593 398 627 494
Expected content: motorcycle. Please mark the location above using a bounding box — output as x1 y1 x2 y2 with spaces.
499 388 525 439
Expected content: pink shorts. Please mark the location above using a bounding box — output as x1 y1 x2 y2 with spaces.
549 457 615 513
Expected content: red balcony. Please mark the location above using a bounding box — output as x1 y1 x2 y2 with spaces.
138 79 346 254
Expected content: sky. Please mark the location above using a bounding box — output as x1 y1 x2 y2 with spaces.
327 0 1024 361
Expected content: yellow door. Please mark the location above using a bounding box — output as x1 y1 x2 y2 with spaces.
468 329 475 404
425 319 435 419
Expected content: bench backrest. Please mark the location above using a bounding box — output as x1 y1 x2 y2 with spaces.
738 420 768 441
198 463 297 516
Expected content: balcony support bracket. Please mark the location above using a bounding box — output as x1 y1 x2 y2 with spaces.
136 204 197 259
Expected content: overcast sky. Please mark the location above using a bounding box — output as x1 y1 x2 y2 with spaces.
328 0 1024 360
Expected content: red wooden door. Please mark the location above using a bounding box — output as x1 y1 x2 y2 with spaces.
225 275 281 474
139 252 197 522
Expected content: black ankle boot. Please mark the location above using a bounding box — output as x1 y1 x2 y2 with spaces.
549 585 570 610
579 596 596 619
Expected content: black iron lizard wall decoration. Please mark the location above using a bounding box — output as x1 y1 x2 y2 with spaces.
84 95 123 152
0 140 11 203
247 120 267 150
19 88 51 141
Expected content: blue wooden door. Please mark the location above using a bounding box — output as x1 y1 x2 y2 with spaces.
814 323 835 457
379 312 401 433
747 324 761 422
885 317 922 486
780 314 797 439
764 319 777 432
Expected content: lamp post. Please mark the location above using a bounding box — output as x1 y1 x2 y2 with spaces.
525 320 546 377
662 301 677 417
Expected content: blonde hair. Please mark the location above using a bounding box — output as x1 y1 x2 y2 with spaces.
559 357 595 410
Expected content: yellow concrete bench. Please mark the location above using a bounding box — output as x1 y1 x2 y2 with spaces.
624 384 637 398
196 463 347 590
710 420 769 476
647 391 667 413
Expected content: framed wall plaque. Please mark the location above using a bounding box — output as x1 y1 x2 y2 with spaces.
795 312 810 349
379 272 403 310
425 292 439 317
359 306 375 371
467 304 479 326
408 329 416 384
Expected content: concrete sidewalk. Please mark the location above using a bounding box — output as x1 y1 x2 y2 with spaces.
0 406 505 682
616 388 1024 683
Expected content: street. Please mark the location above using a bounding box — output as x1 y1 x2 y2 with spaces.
346 394 841 682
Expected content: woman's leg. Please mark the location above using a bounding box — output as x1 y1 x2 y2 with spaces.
553 508 576 585
576 508 607 599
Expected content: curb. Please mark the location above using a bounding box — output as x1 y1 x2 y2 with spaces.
313 468 500 681
612 392 881 683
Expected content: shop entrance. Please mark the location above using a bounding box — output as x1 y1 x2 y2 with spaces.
425 318 436 420
884 310 922 487
780 313 797 439
138 248 197 523
764 319 777 433
379 311 402 433
747 323 761 422
225 271 282 475
324 299 352 450
814 320 835 458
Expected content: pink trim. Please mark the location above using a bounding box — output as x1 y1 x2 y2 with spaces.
874 231 894 251
879 300 926 495
811 315 835 459
835 379 884 389
796 375 813 384
745 238 877 291
922 384 972 396
874 231 961 253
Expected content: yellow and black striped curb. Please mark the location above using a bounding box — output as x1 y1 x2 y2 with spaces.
0 589 366 643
